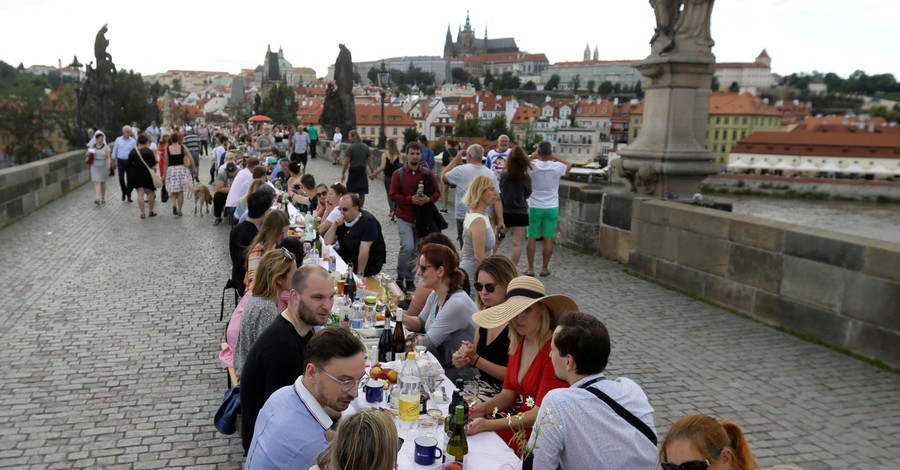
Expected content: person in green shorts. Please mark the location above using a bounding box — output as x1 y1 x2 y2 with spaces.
526 141 572 277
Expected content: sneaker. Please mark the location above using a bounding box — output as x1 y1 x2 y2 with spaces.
439 208 448 214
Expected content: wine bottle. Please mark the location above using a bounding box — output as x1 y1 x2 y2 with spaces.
446 405 468 463
445 379 468 435
344 263 356 300
392 309 406 361
378 313 392 362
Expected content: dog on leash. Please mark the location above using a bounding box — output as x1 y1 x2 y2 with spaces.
186 181 213 216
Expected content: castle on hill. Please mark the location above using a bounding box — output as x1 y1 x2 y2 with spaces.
443 11 519 59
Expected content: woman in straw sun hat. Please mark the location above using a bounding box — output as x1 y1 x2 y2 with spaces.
467 275 578 454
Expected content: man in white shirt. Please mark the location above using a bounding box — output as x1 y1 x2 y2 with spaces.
529 312 657 470
331 127 343 165
442 144 503 246
145 121 160 144
111 125 137 202
224 156 260 224
526 141 571 277
485 134 511 177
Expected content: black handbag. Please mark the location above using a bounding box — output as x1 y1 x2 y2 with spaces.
161 184 169 203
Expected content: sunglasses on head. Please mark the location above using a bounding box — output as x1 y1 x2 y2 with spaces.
473 282 497 293
661 461 710 470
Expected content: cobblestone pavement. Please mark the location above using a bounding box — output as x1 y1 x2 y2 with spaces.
0 154 898 469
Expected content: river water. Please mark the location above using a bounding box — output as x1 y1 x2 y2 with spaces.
720 195 900 244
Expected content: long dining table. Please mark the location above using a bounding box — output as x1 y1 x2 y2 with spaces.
344 374 521 470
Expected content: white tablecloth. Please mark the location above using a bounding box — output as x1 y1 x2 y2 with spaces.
344 375 520 470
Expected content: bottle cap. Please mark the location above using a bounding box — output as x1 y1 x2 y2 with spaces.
407 352 416 360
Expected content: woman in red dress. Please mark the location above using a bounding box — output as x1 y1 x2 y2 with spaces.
467 276 578 454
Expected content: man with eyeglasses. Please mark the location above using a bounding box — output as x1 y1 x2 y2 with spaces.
246 327 366 469
240 265 336 454
323 193 386 277
527 312 657 469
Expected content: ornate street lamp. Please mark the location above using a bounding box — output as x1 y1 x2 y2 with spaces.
376 61 391 149
69 55 84 147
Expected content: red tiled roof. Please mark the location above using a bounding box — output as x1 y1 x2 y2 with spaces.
355 104 415 127
631 94 779 116
734 129 900 159
574 101 614 118
511 106 541 124
462 52 549 64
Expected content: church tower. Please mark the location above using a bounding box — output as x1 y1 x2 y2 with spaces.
459 11 474 55
584 43 591 61
593 45 599 61
444 24 454 58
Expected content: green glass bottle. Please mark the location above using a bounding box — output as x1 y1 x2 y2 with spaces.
446 405 468 463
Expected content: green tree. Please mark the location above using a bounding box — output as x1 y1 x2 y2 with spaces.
261 83 298 125
634 81 644 99
352 71 361 84
586 79 596 93
711 76 720 92
572 74 581 93
544 74 560 91
484 71 495 88
172 78 182 92
451 67 471 84
0 74 59 163
483 114 511 141
729 81 740 93
522 80 536 91
453 116 483 137
367 66 378 84
598 81 613 95
114 70 156 128
402 127 421 148
472 77 482 91
493 71 520 90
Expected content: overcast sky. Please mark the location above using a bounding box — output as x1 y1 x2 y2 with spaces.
1 0 897 80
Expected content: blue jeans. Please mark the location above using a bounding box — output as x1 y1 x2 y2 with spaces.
396 218 418 284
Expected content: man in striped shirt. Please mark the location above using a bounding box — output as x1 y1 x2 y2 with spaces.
182 126 201 182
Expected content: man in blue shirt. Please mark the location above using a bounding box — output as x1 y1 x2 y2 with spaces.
529 312 658 469
111 125 137 202
245 327 367 470
418 135 435 170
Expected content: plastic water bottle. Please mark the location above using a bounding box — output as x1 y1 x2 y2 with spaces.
350 296 364 329
397 352 421 429
416 181 424 197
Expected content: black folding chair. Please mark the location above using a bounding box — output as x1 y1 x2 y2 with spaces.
220 279 242 321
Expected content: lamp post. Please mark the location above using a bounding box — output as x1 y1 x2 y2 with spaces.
69 55 84 148
376 61 391 149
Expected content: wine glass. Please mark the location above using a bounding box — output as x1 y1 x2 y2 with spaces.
462 381 480 408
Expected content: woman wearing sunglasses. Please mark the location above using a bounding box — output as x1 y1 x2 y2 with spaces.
404 243 477 381
314 184 330 218
660 414 759 470
451 256 517 398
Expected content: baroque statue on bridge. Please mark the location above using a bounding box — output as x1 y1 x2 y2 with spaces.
650 0 715 56
321 44 356 137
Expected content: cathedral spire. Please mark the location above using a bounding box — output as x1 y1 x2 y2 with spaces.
584 43 590 61
464 10 471 31
484 26 488 40
593 45 599 61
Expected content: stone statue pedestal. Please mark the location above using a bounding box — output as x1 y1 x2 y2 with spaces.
620 53 720 198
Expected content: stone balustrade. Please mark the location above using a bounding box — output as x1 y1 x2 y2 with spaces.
556 181 900 368
0 150 89 227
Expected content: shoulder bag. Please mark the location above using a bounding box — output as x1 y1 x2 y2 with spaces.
580 377 657 445
137 149 163 189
